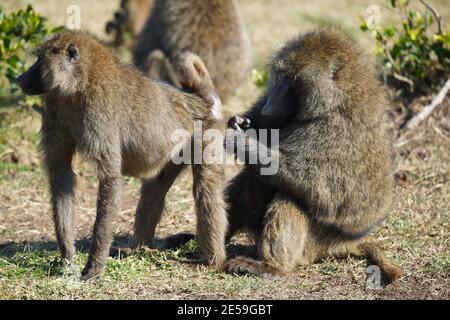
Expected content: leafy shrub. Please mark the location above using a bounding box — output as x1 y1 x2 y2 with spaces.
361 0 450 96
0 5 63 98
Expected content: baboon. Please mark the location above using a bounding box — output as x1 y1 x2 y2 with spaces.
106 0 155 47
224 29 404 283
133 0 252 103
17 30 227 280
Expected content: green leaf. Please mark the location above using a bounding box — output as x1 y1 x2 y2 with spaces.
360 22 369 32
384 27 397 38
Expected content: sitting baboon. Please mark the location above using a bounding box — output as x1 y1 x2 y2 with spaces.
224 29 404 283
106 0 155 47
17 30 227 280
133 0 252 103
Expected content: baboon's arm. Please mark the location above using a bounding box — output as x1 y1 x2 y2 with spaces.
41 117 77 264
236 130 315 204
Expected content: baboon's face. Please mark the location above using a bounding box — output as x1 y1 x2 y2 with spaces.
261 73 302 118
17 40 80 96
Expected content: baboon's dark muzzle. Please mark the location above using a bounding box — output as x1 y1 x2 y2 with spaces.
16 60 49 96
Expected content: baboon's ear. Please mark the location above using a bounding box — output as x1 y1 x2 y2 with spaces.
67 43 80 63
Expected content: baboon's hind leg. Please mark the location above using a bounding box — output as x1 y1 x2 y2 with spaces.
192 162 228 267
146 49 181 87
223 194 309 278
134 161 185 247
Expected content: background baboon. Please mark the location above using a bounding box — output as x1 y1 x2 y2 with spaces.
133 0 252 103
17 30 227 280
224 29 403 282
106 0 155 47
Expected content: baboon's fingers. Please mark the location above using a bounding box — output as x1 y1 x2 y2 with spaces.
227 116 242 132
227 115 252 132
223 256 286 280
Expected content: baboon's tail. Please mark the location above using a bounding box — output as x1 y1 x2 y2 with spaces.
348 241 404 283
178 52 222 121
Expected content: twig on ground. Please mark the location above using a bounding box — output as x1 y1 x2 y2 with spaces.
405 78 450 130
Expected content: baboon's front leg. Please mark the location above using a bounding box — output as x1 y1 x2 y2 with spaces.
42 124 76 267
134 161 185 247
82 164 123 280
192 162 228 267
49 168 77 266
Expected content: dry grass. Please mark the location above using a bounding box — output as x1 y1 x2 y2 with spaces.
0 0 449 300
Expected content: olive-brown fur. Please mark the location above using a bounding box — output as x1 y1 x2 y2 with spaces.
22 30 227 280
133 0 252 103
224 29 403 283
106 0 155 47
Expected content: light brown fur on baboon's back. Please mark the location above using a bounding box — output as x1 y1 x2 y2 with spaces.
133 0 252 103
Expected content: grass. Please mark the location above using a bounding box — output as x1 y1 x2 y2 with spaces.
0 0 449 300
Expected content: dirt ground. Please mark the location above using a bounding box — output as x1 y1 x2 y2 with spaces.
0 0 449 300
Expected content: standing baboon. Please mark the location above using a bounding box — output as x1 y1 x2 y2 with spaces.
17 30 227 280
106 0 155 47
224 29 403 282
133 0 252 103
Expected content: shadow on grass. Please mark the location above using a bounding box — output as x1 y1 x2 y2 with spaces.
0 234 134 258
0 233 256 273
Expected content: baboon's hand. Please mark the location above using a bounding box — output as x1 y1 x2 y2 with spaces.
224 116 258 159
227 115 251 132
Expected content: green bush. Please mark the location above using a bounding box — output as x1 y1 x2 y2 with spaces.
361 0 450 96
0 5 63 98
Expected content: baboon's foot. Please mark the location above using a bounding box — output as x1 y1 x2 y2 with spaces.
81 262 105 281
208 254 226 269
223 256 286 280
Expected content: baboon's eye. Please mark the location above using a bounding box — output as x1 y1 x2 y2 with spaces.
51 47 59 54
